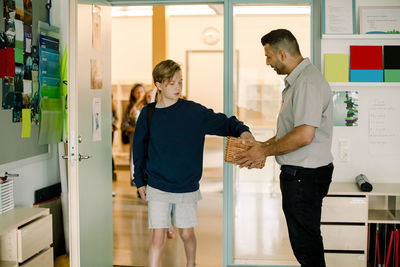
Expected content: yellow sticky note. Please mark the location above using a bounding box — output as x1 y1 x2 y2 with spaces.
324 54 349 82
22 109 31 138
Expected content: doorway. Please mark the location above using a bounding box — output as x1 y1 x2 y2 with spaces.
68 1 313 266
110 5 225 267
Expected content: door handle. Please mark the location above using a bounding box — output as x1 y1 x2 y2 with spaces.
79 154 92 161
61 153 74 160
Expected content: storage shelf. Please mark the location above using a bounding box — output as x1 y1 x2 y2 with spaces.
368 209 400 223
329 82 400 87
322 34 400 40
328 183 400 196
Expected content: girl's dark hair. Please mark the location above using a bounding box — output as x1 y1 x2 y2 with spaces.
261 29 301 56
152 59 181 84
129 83 144 105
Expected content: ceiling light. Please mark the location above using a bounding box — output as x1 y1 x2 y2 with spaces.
166 5 216 16
112 6 152 17
234 6 310 15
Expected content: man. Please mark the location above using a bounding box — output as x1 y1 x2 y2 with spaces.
236 29 334 267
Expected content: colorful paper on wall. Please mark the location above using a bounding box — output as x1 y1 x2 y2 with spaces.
38 98 63 144
14 63 24 92
22 108 31 138
350 46 383 70
23 0 32 25
5 16 16 48
60 46 68 139
15 0 24 20
14 19 24 49
0 49 6 78
24 24 32 54
384 46 400 69
2 77 15 109
13 108 22 122
14 47 23 63
324 54 349 82
384 70 400 82
5 47 15 77
350 69 383 82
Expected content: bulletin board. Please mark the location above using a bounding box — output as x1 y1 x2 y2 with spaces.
0 108 48 165
0 0 50 165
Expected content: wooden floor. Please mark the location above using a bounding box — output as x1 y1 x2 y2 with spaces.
112 168 298 267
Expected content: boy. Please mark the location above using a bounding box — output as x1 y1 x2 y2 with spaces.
132 59 253 267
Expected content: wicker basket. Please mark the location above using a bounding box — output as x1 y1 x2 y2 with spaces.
224 137 266 169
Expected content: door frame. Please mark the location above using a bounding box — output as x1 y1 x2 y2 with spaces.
67 1 80 267
68 1 317 267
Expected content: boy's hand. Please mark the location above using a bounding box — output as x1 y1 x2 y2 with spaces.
240 131 255 141
138 186 147 201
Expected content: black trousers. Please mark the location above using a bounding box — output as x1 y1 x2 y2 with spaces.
280 163 334 267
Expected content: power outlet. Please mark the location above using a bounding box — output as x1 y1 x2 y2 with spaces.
338 139 349 161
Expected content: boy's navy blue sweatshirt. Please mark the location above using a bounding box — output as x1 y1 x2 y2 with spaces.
132 98 250 193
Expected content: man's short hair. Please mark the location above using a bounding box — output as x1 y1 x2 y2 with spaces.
261 29 301 56
152 59 181 84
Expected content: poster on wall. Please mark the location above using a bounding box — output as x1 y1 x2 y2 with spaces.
360 6 400 34
92 5 101 50
369 97 400 155
323 0 355 34
90 59 103 89
333 91 359 127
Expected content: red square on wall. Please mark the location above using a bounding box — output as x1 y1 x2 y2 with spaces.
350 46 383 70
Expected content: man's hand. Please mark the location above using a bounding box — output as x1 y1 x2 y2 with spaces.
138 186 147 201
235 140 268 169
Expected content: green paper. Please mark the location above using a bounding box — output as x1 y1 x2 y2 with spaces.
384 69 400 82
22 109 31 138
41 86 61 98
15 48 24 64
38 98 63 144
15 40 24 50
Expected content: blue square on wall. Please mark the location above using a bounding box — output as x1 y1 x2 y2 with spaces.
350 69 383 82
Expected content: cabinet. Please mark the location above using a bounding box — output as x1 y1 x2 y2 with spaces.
321 182 400 267
0 207 53 267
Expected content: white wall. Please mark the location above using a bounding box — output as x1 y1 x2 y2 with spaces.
0 0 68 207
111 16 153 85
322 0 400 183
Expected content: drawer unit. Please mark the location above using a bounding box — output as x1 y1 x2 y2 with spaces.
20 248 53 267
321 224 367 251
322 196 367 223
0 208 53 267
325 253 366 267
17 214 52 263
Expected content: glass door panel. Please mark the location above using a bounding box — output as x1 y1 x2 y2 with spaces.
232 3 311 265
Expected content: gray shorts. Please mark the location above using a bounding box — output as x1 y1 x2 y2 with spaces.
148 201 198 229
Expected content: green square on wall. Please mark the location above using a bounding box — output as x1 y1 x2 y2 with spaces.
384 70 400 82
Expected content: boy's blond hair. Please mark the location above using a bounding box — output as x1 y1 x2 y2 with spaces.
152 59 181 85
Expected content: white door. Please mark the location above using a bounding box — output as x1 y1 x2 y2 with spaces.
68 2 113 267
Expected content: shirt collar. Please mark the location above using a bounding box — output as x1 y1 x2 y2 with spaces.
284 58 311 88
